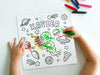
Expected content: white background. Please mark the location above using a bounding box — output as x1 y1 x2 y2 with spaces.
0 0 100 75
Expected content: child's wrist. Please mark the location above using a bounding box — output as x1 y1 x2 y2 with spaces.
11 58 20 63
10 60 20 67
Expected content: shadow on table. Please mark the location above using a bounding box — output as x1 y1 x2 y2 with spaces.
74 39 86 70
3 45 10 75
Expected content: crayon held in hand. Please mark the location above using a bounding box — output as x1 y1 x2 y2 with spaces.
64 31 76 35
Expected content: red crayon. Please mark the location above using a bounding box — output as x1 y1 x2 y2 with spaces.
79 3 92 8
64 4 78 11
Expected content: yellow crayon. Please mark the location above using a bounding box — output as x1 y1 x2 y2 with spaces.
66 0 71 2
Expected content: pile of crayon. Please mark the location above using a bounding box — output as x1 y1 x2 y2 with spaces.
64 0 92 14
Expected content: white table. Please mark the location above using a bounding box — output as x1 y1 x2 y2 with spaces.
0 0 100 75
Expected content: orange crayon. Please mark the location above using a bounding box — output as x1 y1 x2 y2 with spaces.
66 0 71 2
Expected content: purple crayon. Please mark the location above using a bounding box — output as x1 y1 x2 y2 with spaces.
75 0 79 5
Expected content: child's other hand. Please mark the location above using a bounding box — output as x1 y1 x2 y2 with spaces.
63 26 81 38
8 38 26 62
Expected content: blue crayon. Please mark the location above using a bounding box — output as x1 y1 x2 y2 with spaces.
71 0 80 9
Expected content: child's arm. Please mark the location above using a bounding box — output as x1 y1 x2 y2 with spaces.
8 38 26 75
63 26 100 75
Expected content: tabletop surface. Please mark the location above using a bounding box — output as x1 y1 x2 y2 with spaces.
0 0 100 75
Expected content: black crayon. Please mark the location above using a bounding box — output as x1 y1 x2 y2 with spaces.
72 11 87 14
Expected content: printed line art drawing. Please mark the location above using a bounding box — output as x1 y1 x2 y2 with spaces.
35 17 39 20
22 27 26 31
51 20 55 27
55 20 60 28
45 56 54 65
21 18 31 27
33 20 60 28
47 14 58 19
31 50 40 59
26 59 36 66
17 12 77 70
35 30 39 34
24 41 35 53
46 41 55 48
47 51 55 56
41 24 45 28
26 59 40 66
46 20 50 27
24 41 31 49
36 22 41 29
47 28 50 31
40 21 45 27
56 35 70 44
63 26 67 28
36 22 40 26
40 31 52 44
57 59 60 62
32 46 35 49
53 29 60 36
48 50 61 57
31 35 35 38
51 14 58 19
64 45 69 50
26 54 30 57
46 39 61 57
35 61 40 66
47 15 51 19
27 33 33 36
63 51 71 62
42 54 45 57
26 29 29 32
29 23 35 30
34 35 43 49
50 51 61 57
45 20 55 27
61 14 68 20
45 41 57 53
63 21 67 24
56 51 61 56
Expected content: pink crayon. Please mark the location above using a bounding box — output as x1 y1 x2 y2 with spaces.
79 3 92 8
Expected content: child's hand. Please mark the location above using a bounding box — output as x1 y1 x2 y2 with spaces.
63 26 81 38
8 38 26 62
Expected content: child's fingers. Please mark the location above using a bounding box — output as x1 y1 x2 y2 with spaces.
63 27 72 33
8 42 12 50
22 47 25 54
13 38 16 47
69 35 75 38
65 34 75 38
20 40 26 49
65 34 71 37
17 38 23 47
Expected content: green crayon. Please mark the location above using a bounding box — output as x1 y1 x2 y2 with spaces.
64 31 76 35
